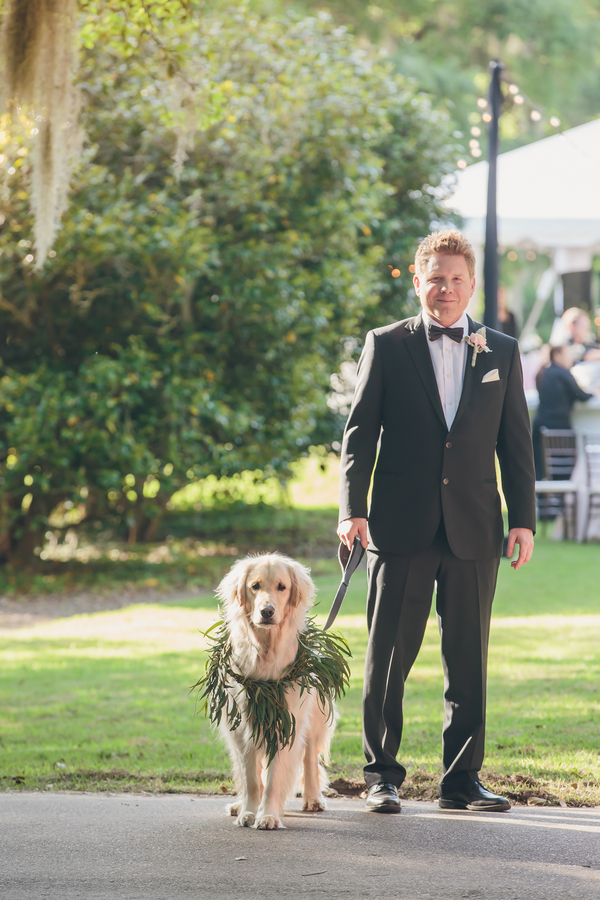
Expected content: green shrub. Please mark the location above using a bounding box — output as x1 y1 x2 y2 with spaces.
0 8 458 560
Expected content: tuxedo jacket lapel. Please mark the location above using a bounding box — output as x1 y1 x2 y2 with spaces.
404 313 447 430
450 316 480 433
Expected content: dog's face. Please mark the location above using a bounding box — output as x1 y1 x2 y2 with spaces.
243 560 292 628
218 554 314 630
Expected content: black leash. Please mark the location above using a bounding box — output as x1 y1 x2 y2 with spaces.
324 535 365 630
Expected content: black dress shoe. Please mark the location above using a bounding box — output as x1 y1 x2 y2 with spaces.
365 782 401 813
439 780 511 812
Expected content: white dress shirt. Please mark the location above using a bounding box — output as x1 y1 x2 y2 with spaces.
422 310 469 429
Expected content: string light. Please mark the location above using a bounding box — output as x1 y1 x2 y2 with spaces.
526 251 536 261
456 74 564 170
504 82 562 131
507 251 518 261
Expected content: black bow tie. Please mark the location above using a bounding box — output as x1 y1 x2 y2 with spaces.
428 324 464 344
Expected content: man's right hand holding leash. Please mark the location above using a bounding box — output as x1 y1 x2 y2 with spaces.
338 517 369 551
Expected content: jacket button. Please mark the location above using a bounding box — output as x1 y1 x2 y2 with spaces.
445 441 452 449
443 477 449 485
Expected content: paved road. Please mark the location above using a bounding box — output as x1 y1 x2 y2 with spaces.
1 793 599 899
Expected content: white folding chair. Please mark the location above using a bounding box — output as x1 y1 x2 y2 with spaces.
535 428 578 540
583 436 600 542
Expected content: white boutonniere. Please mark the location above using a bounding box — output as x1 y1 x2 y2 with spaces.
464 326 492 367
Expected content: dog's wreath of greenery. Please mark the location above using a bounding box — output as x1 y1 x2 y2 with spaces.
192 619 352 763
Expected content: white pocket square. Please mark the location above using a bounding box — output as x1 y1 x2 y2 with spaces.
482 368 500 383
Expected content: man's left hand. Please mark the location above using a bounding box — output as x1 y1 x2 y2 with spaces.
506 528 534 570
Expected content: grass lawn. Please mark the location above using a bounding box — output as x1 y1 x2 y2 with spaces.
1 532 599 806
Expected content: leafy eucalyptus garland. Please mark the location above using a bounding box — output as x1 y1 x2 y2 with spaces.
192 619 352 763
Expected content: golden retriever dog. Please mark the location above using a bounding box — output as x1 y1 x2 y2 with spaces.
216 553 335 830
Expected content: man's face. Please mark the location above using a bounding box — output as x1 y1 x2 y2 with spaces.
413 253 475 327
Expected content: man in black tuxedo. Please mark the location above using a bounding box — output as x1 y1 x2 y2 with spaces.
338 230 535 814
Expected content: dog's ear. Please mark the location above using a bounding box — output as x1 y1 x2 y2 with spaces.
216 558 252 609
288 560 315 609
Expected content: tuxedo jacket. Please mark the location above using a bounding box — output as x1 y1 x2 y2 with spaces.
339 313 536 560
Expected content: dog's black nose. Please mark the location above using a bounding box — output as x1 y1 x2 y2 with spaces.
260 606 275 621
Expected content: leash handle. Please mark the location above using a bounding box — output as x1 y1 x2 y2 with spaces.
324 535 365 630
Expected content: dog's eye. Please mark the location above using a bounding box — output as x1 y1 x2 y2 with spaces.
277 583 286 591
251 582 260 590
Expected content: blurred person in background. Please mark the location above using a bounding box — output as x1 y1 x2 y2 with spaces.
520 334 549 393
497 287 517 339
561 307 600 362
532 344 594 479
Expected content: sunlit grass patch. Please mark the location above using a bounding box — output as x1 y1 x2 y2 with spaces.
0 635 231 792
1 531 599 804
1 594 599 804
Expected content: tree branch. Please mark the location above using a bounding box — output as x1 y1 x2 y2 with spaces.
0 287 34 331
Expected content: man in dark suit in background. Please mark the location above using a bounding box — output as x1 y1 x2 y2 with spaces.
338 230 536 814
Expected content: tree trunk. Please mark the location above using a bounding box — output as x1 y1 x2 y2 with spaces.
127 492 168 544
142 512 164 543
4 494 54 565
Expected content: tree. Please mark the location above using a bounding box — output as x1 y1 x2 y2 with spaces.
296 0 600 150
0 8 458 560
0 0 208 265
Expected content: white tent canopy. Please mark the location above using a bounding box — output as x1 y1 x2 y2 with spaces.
448 117 600 271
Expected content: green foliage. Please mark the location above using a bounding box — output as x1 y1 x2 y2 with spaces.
192 618 351 763
77 1 231 136
78 0 193 52
296 0 600 149
0 7 458 559
171 472 288 511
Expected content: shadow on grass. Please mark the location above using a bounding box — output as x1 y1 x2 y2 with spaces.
0 507 341 598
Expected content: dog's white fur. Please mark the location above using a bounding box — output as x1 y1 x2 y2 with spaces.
216 553 335 830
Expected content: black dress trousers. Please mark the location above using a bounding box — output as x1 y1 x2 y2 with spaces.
362 521 500 789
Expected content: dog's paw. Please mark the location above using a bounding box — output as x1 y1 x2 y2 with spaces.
302 796 326 812
236 811 256 827
254 814 285 830
226 802 240 817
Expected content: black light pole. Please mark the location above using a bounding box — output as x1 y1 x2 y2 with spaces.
483 59 504 331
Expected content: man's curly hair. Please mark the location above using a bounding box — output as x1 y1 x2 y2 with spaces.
414 229 476 279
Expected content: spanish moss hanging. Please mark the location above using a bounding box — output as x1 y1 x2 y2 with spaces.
0 0 82 267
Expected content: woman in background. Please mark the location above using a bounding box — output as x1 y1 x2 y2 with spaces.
532 344 593 479
561 307 600 362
